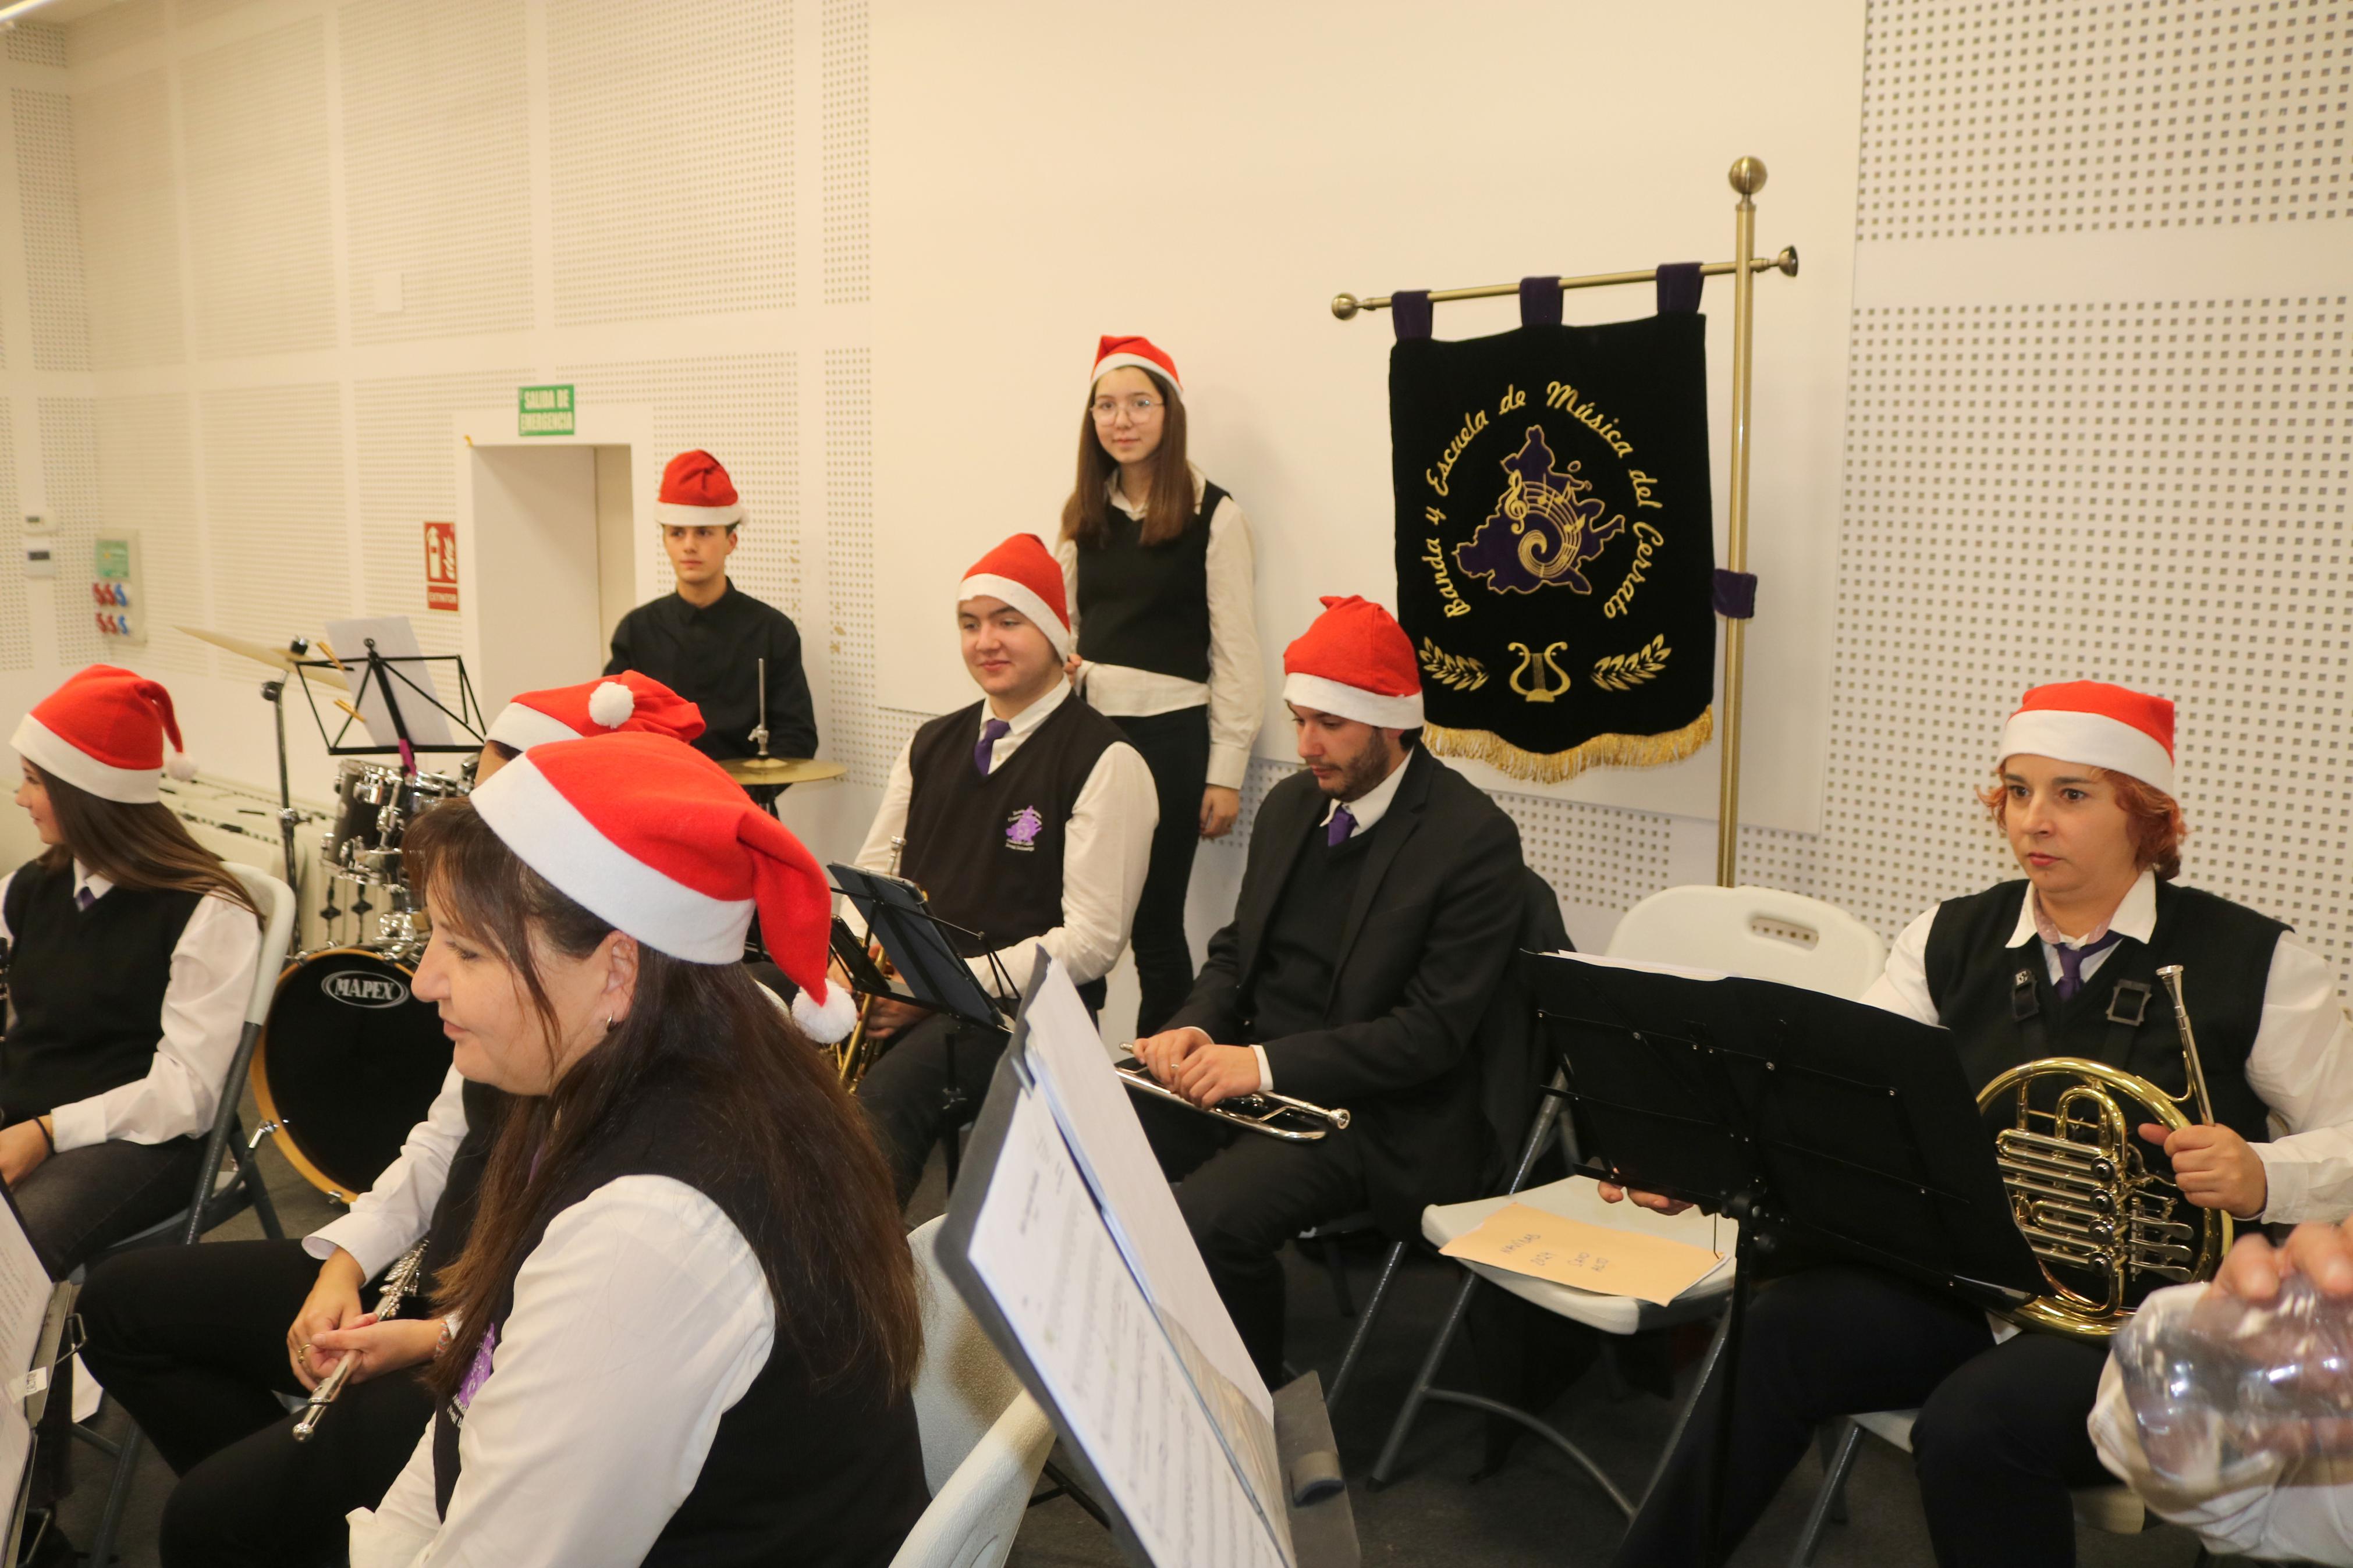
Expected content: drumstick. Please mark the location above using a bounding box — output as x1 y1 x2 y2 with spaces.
313 636 344 672
334 697 365 725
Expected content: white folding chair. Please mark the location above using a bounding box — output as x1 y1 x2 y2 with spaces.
1788 1408 2145 1566
84 866 296 1562
890 1218 1055 1568
1367 885 1886 1508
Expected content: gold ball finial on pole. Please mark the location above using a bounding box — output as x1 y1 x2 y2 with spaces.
1729 156 1768 196
1330 294 1362 321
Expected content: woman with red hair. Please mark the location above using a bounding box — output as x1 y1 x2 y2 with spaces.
1611 680 2353 1568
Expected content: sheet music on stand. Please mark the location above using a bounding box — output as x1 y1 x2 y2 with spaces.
0 1187 75 1568
936 955 1304 1567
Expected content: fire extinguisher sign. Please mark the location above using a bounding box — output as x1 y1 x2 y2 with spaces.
424 522 459 611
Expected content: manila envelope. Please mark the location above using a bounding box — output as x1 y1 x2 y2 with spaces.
1440 1201 1727 1306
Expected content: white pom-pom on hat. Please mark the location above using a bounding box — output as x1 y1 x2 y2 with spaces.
165 751 197 783
791 982 859 1045
586 681 637 730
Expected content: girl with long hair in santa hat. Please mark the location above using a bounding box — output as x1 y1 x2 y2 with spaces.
3 665 261 1272
1057 335 1264 1037
343 733 925 1568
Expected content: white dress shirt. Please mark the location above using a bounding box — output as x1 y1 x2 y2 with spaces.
0 862 261 1151
2092 1281 2353 1564
1057 463 1266 791
1863 870 2353 1224
851 678 1157 994
305 1067 469 1279
346 1174 774 1568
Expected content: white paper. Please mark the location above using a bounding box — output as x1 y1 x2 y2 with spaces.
967 1090 1291 1568
1013 960 1271 1422
0 1400 26 1543
0 1203 50 1391
322 616 456 748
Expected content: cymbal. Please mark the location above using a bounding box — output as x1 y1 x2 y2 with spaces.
177 626 349 691
722 756 848 786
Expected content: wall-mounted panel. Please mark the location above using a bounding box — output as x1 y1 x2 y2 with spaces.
820 0 867 306
198 385 349 639
63 0 162 65
12 89 90 373
339 0 533 345
73 70 185 369
545 0 796 325
179 18 336 358
5 23 66 68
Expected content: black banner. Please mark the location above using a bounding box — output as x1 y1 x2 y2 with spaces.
1390 314 1716 781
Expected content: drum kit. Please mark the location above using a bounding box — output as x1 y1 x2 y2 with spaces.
180 626 844 1204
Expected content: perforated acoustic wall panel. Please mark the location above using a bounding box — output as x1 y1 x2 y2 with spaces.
95 393 207 679
545 0 796 326
40 397 101 670
821 0 868 306
199 385 350 640
0 405 26 674
5 23 65 69
73 71 185 370
63 1 159 66
1859 1 2348 239
352 371 527 657
179 19 336 359
339 0 533 346
825 347 890 785
12 88 89 373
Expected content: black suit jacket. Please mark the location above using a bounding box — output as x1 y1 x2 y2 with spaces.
1169 745 1528 1233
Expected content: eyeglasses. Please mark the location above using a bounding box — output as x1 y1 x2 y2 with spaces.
1091 395 1162 422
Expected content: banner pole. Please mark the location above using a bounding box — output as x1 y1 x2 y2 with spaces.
1715 156 1766 888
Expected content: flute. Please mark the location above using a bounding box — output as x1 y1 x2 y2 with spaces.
292 1239 429 1442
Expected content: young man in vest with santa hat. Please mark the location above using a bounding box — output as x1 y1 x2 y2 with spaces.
1610 681 2353 1568
1130 595 1531 1385
604 450 819 766
850 534 1157 1204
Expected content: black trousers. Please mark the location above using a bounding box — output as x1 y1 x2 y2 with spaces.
78 1239 434 1568
855 1014 1009 1207
1109 707 1211 1038
1139 1097 1368 1386
14 1136 203 1275
1612 1264 2112 1568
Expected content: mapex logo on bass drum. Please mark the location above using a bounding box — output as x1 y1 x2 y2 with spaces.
322 970 409 1008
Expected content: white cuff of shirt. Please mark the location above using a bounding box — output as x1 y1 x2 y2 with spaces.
1207 744 1250 794
47 1100 104 1154
1251 1044 1271 1095
306 1217 413 1281
2253 1143 2308 1224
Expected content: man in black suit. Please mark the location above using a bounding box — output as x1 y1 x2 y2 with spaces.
1132 595 1527 1382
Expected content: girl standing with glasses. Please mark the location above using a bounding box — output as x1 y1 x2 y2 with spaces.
1057 336 1264 1038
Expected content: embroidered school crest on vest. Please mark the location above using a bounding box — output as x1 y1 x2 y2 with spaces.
1005 805 1044 851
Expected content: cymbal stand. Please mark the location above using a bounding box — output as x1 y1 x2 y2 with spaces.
261 635 313 905
748 656 772 759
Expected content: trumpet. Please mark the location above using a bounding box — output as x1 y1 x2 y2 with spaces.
293 1239 428 1442
1114 1057 1351 1142
835 837 907 1091
1976 961 2230 1341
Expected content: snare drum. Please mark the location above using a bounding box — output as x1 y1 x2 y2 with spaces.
323 763 465 883
252 948 453 1203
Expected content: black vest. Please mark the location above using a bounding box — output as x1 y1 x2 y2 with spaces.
1921 879 2281 1145
415 1079 504 1295
1 860 205 1121
430 1083 927 1567
1245 813 1380 1041
901 694 1124 958
1072 481 1226 684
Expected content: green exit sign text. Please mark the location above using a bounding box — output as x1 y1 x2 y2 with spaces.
518 384 576 436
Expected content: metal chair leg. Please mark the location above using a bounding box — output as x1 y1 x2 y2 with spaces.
1371 1270 1482 1485
1326 1241 1406 1416
88 1425 145 1567
1787 1420 1864 1568
1637 1302 1731 1513
1321 1234 1355 1318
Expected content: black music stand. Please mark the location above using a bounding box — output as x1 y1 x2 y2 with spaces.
1528 953 2044 1568
290 641 484 768
830 863 1012 1186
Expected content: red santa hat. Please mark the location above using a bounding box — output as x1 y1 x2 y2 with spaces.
1091 335 1183 400
486 671 707 753
1997 681 2176 796
11 664 196 804
959 533 1072 660
469 732 856 1042
1283 596 1424 730
654 449 745 529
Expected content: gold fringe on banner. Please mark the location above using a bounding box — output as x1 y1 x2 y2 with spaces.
1424 706 1714 785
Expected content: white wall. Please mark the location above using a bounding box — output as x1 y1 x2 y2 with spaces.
871 0 1866 841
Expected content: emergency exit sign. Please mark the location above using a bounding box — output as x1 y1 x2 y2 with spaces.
518 384 574 436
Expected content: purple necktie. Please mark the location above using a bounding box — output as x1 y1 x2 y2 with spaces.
1326 805 1357 847
973 718 1012 777
2054 930 2123 1001
74 886 94 912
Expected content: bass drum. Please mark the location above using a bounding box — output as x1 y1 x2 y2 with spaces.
253 948 453 1204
